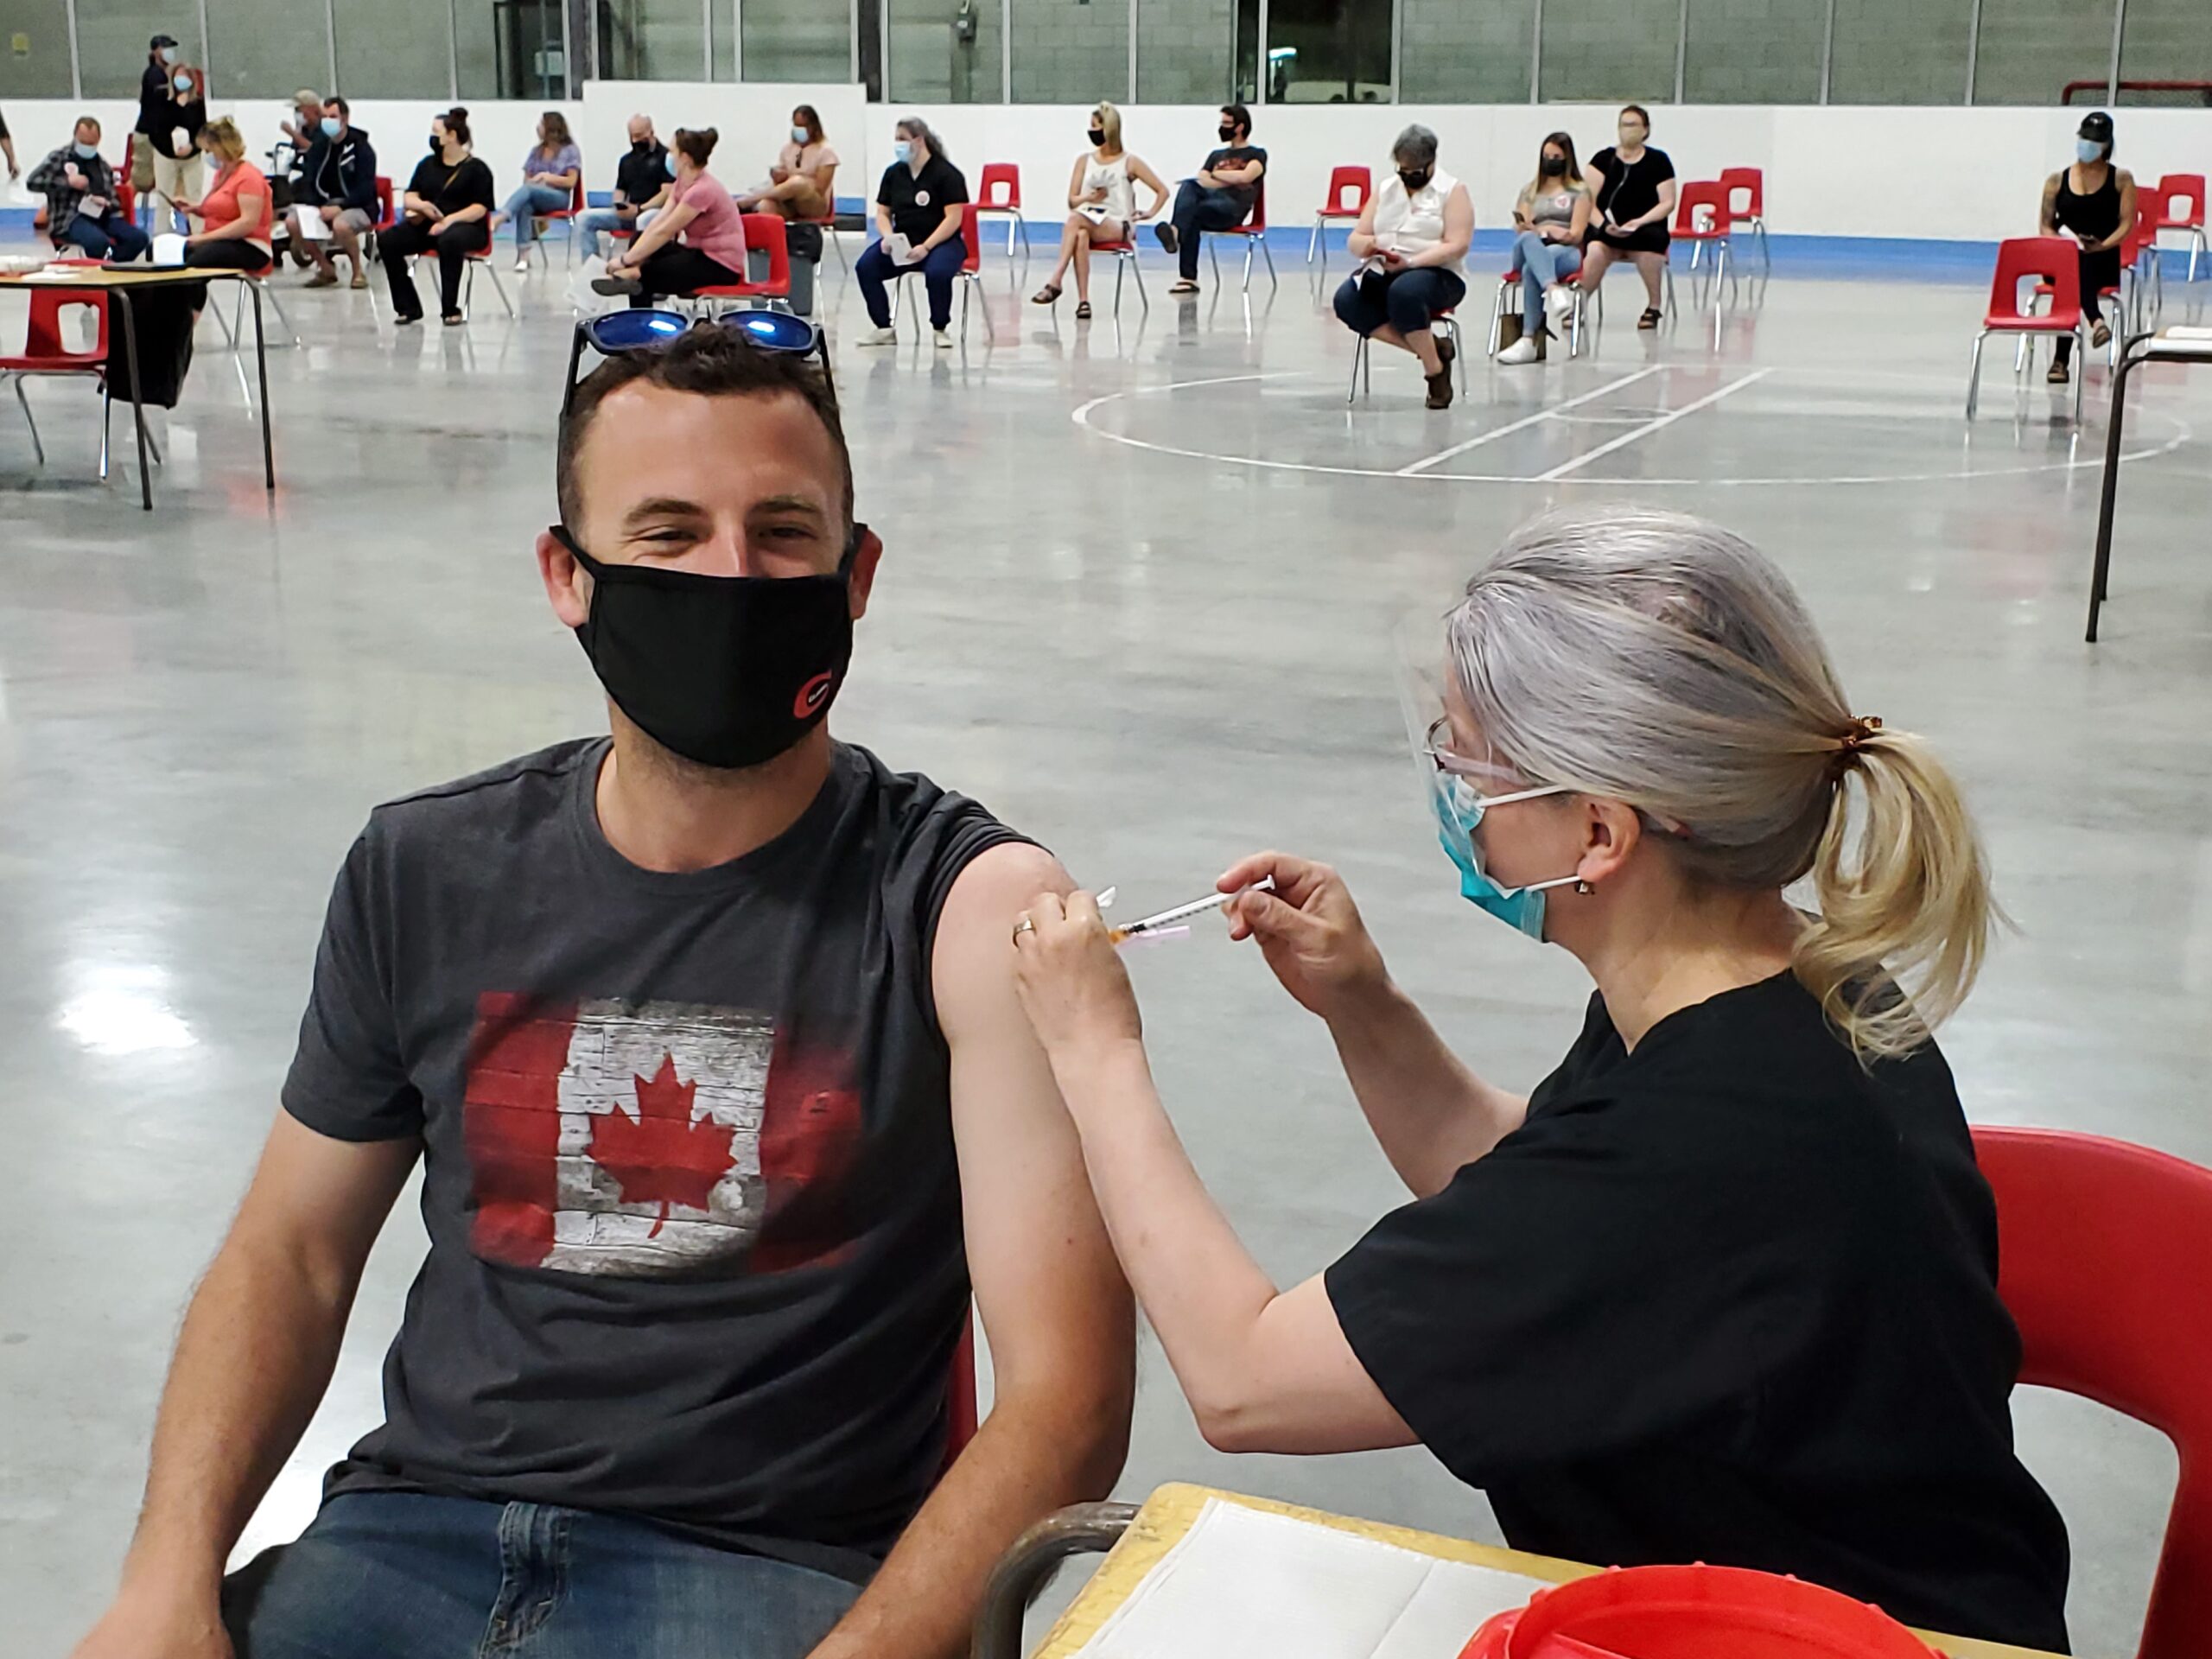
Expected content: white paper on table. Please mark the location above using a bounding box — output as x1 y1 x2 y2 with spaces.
1072 1499 1545 1659
292 207 332 241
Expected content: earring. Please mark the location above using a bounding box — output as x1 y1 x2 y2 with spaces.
1574 880 1594 896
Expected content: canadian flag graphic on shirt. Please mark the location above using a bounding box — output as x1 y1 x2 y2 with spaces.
462 993 861 1278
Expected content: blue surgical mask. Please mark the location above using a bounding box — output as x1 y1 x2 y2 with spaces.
174 72 193 93
1427 771 1580 941
893 140 913 166
792 125 810 144
73 140 99 161
160 46 180 65
321 116 342 139
2075 137 2105 164
664 151 678 177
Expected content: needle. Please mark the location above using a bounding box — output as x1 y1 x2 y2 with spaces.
1108 876 1274 943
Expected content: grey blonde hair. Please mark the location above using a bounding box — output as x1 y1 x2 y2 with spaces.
1446 506 1996 1061
1392 124 1439 170
1094 101 1124 154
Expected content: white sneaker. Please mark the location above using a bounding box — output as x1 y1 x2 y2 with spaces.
933 328 954 350
1544 285 1576 333
512 257 531 275
855 326 899 346
1496 335 1541 365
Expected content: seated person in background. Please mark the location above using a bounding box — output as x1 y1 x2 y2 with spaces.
1496 132 1592 365
2039 110 2134 386
377 107 495 327
1006 504 2073 1658
66 324 1133 1659
489 109 582 273
1154 103 1264 295
855 118 969 349
181 118 274 276
575 114 668 262
1029 101 1167 318
28 117 149 263
293 97 378 290
592 126 747 308
1331 124 1471 409
736 105 839 222
279 88 323 159
1580 104 1675 330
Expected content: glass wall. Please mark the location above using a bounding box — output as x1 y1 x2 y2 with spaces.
1828 0 1972 104
336 0 453 99
208 0 329 99
2117 0 2212 105
741 0 851 80
1539 0 1675 103
887 0 1001 101
596 0 707 81
1972 0 2113 106
0 0 78 98
1013 0 1128 104
458 0 568 99
1136 0 1235 103
75 0 196 99
1401 0 1533 104
1683 0 1823 104
1267 0 1390 103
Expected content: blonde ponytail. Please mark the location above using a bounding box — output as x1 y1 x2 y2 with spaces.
1794 728 1999 1061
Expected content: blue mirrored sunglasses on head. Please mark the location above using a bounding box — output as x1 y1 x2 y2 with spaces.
562 308 832 417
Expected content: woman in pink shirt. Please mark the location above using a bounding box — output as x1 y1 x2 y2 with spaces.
594 126 747 306
181 116 273 273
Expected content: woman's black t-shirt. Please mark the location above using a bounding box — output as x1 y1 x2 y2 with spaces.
1588 145 1675 226
876 155 969 246
407 152 497 219
1325 972 2071 1655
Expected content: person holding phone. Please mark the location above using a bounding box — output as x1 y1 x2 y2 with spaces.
1580 105 1675 330
1331 124 1471 408
592 126 748 308
180 117 273 276
2037 110 2135 385
1496 131 1592 365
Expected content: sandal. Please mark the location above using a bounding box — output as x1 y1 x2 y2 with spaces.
1168 279 1199 296
1030 283 1061 305
1637 307 1663 331
1075 301 1092 321
442 312 465 327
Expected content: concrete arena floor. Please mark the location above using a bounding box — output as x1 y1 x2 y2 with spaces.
3 236 2209 1656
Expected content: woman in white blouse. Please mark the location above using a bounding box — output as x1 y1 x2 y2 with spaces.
1030 102 1169 319
1332 124 1474 409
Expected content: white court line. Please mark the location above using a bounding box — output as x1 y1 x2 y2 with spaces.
1395 367 1664 476
1536 368 1777 482
1068 371 1301 426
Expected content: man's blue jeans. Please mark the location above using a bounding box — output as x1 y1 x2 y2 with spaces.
223 1491 861 1658
58 213 152 263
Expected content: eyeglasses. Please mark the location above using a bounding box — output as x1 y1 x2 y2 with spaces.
1421 715 1533 788
561 307 835 420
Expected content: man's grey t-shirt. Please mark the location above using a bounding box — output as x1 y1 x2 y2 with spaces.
283 739 1024 1580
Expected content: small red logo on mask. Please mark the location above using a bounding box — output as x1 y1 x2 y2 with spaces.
794 671 836 719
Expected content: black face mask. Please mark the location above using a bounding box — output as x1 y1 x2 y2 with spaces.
555 525 861 771
428 132 442 152
632 138 653 154
1088 127 1106 147
1217 125 1238 143
1540 156 1565 177
1399 168 1431 192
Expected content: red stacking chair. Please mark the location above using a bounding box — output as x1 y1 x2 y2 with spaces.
2149 173 2206 283
1 284 108 471
429 245 515 321
1486 263 1589 359
1085 224 1148 317
1718 166 1770 274
680 213 793 316
1206 182 1277 292
1973 1127 2212 1659
975 162 1027 259
1307 165 1372 272
1970 237 2086 421
1349 304 1464 403
885 204 996 344
2020 204 2150 376
523 175 586 269
1671 180 1735 290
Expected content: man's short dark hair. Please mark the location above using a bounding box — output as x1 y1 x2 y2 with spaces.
325 94 350 118
557 328 853 533
1620 103 1650 125
1221 104 1252 138
76 114 102 138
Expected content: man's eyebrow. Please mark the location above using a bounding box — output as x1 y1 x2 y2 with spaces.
748 493 829 521
620 496 709 528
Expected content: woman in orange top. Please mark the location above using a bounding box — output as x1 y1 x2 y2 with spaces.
181 116 273 274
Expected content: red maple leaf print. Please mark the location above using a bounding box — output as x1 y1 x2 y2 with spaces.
588 1053 738 1236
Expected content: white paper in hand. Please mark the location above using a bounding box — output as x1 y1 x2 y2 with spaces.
885 232 915 266
151 232 188 264
294 207 332 242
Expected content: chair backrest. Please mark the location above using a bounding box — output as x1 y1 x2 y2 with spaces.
944 1313 980 1472
978 162 1020 210
1240 182 1268 233
2123 195 2157 267
1988 236 2082 322
22 288 110 364
960 202 983 273
373 175 395 232
737 212 791 295
2153 173 2205 229
1972 1127 2212 1659
569 175 586 213
1719 166 1764 221
117 180 137 225
1324 165 1371 214
1674 179 1728 236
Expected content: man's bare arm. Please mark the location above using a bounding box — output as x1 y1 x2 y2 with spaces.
808 842 1136 1659
71 1115 419 1659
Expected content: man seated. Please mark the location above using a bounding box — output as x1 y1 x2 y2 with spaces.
67 327 1135 1659
29 117 149 264
575 113 669 262
292 97 378 289
1154 103 1266 295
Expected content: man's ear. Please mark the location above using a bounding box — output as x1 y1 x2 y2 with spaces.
536 528 591 630
846 525 885 622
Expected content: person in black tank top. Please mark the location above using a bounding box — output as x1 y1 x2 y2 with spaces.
2039 109 2138 382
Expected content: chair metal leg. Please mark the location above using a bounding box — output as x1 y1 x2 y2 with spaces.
2188 226 2206 283
1965 328 1989 420
262 281 301 349
1018 218 1031 258
1487 277 1508 357
1126 251 1147 313
100 381 111 476
1209 236 1220 284
1755 218 1771 275
1259 238 1277 289
480 260 515 318
972 1503 1141 1659
1570 287 1586 359
1306 220 1320 265
11 378 44 467
1347 334 1363 404
2075 326 2086 423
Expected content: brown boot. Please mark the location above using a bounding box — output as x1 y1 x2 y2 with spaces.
1425 367 1454 409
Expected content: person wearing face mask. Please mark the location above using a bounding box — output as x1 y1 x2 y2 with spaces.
1005 504 2075 1659
2037 111 2136 386
131 34 183 200
1496 131 1592 365
574 115 671 263
378 108 496 326
1332 124 1472 408
1155 103 1266 295
855 117 970 347
593 127 747 308
66 323 1133 1659
1581 104 1675 331
1030 103 1168 317
291 97 378 289
735 105 841 225
28 117 150 263
179 117 273 280
134 36 207 235
489 109 583 273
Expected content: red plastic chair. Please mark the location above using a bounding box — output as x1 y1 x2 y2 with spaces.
1307 165 1372 271
1671 180 1734 290
1206 182 1277 292
884 204 996 344
1718 166 1770 273
416 241 514 321
945 1314 980 1471
2149 173 2206 283
1 284 109 470
1970 237 2085 421
1973 1127 2212 1659
1086 227 1148 317
683 213 793 314
1486 264 1589 359
975 162 1027 259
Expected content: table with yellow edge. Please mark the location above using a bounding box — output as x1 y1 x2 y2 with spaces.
1008 1484 2063 1659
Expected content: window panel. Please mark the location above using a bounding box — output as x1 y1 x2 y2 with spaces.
1267 0 1391 104
1400 0 1534 104
1135 0 1235 102
886 0 1001 101
458 0 567 99
207 0 328 99
1827 0 1972 104
335 0 454 98
0 0 77 97
75 0 200 99
595 0 706 80
1012 0 1128 104
2117 0 2212 105
1972 0 2115 107
1539 0 1675 103
1683 0 1822 103
742 0 851 79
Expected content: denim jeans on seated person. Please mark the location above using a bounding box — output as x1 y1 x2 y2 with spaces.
574 205 658 260
501 181 573 249
1511 229 1581 336
855 235 966 331
57 212 152 264
223 1491 861 1659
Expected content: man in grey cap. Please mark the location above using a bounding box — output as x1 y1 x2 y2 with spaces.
2037 109 2137 385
